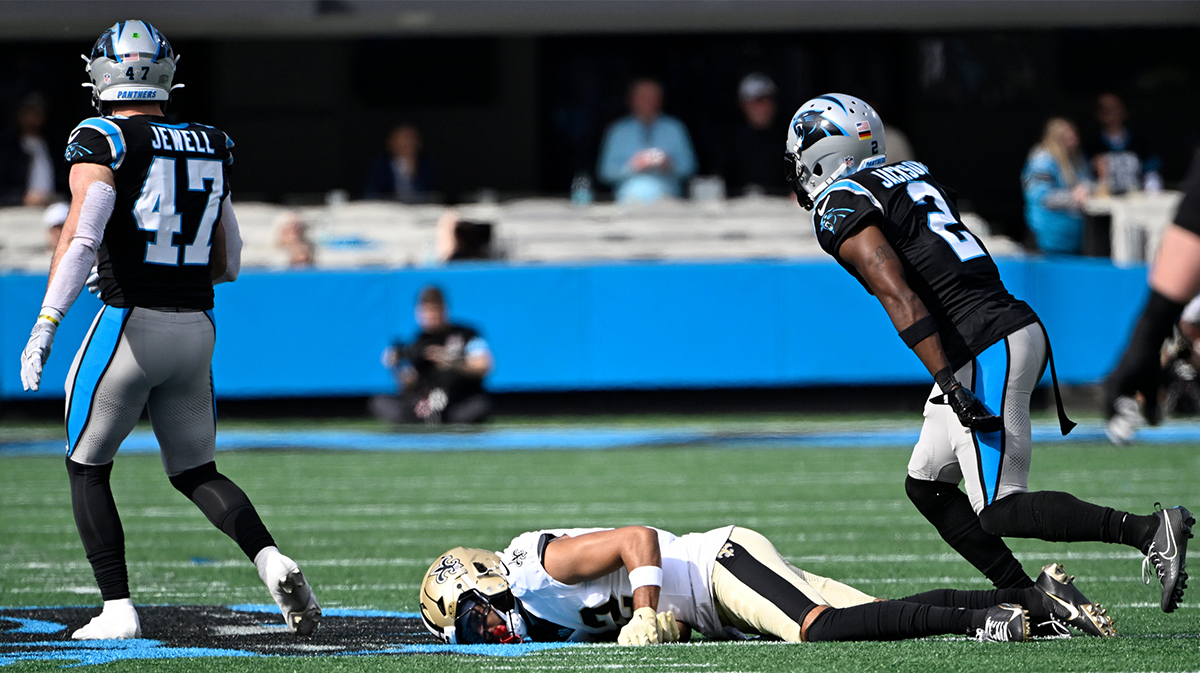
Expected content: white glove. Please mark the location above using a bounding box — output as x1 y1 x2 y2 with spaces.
657 610 680 643
20 311 61 392
86 265 101 297
618 607 660 646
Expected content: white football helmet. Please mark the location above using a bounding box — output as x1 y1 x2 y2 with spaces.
419 547 527 645
83 20 181 114
784 93 887 210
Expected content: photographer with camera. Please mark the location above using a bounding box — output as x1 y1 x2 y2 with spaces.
370 286 493 424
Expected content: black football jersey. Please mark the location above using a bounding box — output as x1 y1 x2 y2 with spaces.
64 115 234 310
813 160 1038 369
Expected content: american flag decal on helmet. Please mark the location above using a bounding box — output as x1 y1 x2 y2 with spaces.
856 121 872 140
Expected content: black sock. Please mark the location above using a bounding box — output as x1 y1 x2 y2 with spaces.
169 462 276 561
66 458 129 601
895 587 1025 609
980 491 1156 551
805 601 981 641
1114 512 1160 552
905 476 1033 588
1105 290 1185 419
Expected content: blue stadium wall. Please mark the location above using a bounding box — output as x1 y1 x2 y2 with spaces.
0 258 1147 400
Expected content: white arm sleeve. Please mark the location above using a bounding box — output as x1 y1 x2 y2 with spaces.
213 197 242 285
41 181 115 317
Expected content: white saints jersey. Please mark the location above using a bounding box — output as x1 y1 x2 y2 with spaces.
499 526 735 641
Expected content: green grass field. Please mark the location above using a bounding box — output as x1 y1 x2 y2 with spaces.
2 418 1198 672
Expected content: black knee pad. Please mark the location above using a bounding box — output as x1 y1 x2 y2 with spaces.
905 476 955 511
976 500 1009 537
169 461 223 499
168 461 274 560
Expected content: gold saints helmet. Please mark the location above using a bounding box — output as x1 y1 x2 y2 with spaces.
419 547 526 644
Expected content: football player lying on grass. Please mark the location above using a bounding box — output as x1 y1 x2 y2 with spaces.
420 525 1114 645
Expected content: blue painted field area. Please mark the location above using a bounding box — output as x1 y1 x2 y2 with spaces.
0 605 572 667
5 419 1200 457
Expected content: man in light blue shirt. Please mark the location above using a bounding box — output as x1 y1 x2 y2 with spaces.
597 78 697 203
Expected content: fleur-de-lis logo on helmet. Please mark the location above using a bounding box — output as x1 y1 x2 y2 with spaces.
432 555 464 583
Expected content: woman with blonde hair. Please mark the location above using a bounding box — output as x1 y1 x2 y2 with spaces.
1021 118 1093 255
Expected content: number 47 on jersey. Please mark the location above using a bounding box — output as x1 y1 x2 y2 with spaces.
134 156 223 266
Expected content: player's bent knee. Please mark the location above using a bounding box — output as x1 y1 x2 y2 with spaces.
168 461 223 498
977 497 1019 536
905 476 953 509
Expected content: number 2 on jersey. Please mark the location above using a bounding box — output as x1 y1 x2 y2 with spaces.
134 156 223 266
905 181 986 262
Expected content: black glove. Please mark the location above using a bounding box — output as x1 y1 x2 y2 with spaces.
932 385 1004 433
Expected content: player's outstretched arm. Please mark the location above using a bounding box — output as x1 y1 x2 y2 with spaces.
838 225 1002 432
19 163 115 392
543 527 679 645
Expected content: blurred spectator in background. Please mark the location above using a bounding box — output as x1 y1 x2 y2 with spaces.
43 201 69 251
363 124 436 203
1086 93 1160 195
275 211 316 267
865 99 916 165
716 73 789 197
435 209 495 262
597 78 697 203
1104 146 1200 443
371 286 493 424
1021 117 1092 255
0 93 56 207
882 124 916 164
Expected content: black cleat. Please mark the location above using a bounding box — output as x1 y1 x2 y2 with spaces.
976 604 1029 642
1143 505 1194 612
1031 564 1115 637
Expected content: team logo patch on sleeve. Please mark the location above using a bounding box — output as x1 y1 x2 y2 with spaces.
856 121 872 140
64 143 94 161
819 207 855 234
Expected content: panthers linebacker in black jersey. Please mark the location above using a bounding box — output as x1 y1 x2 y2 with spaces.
784 93 1192 613
18 21 319 639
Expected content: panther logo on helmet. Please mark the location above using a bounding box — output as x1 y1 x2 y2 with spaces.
791 109 848 153
784 93 887 211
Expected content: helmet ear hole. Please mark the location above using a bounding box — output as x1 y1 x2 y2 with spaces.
813 163 823 177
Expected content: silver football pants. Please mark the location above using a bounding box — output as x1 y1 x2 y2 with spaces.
64 306 217 476
907 321 1047 513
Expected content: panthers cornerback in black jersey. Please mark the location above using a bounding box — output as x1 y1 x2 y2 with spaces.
812 160 1037 370
788 93 1189 616
64 115 233 309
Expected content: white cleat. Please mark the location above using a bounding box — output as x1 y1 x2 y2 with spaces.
71 598 141 640
1105 395 1143 446
257 548 321 636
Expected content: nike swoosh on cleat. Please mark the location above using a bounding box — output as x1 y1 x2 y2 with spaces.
1045 593 1081 621
1162 511 1178 561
